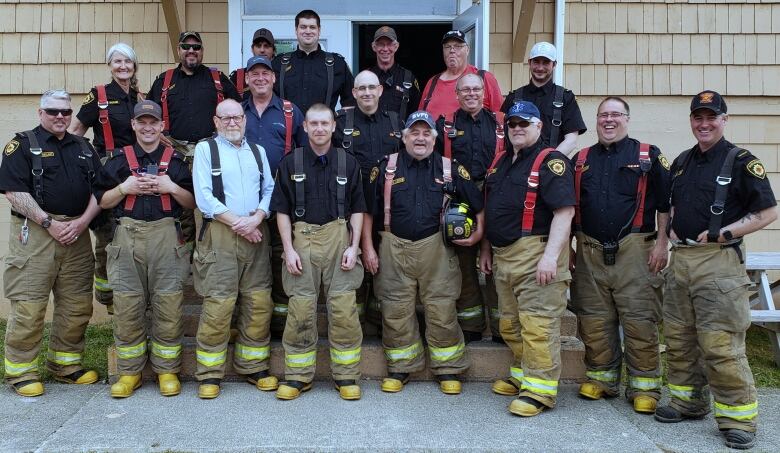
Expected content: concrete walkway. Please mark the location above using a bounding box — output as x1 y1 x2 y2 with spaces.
1 383 779 452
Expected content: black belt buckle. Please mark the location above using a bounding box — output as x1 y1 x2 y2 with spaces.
602 240 619 266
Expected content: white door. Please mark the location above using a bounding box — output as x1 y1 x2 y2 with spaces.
453 0 490 69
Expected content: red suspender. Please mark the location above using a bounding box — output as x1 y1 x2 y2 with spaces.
383 153 399 231
123 146 175 213
494 112 505 156
236 68 245 94
96 85 114 151
521 147 555 235
283 100 294 155
210 68 224 104
573 147 591 228
160 69 175 133
632 143 652 232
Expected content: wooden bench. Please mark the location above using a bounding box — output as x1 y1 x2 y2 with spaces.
746 252 780 366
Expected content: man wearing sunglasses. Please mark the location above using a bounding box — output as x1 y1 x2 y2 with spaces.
480 101 575 417
569 97 671 415
500 42 586 156
0 90 103 397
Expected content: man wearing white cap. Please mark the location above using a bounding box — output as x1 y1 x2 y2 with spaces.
500 42 586 156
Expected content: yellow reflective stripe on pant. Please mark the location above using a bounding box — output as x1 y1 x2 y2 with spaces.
385 341 423 363
586 369 619 383
630 375 662 391
47 349 82 366
94 276 111 292
714 401 758 421
510 367 524 381
331 347 361 365
286 350 316 368
235 343 270 361
117 341 148 360
196 349 226 367
522 376 559 396
273 303 288 315
490 307 500 320
429 342 465 363
457 305 482 320
151 342 181 359
669 384 696 401
356 303 365 316
4 358 37 376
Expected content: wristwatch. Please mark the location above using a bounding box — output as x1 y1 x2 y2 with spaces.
722 230 733 241
41 215 52 229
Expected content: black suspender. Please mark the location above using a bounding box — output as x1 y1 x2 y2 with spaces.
23 131 45 209
400 69 413 121
550 84 564 147
336 148 347 221
422 74 440 111
207 138 265 205
292 147 306 218
707 146 743 242
324 52 335 108
279 55 291 100
291 147 348 221
341 107 355 151
387 111 401 152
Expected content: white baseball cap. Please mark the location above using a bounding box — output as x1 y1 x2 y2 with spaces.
529 41 557 62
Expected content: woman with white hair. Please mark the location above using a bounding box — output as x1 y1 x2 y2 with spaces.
69 43 142 315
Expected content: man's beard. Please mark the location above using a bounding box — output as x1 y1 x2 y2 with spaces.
222 130 242 143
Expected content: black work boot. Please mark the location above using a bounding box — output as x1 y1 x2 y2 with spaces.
722 429 756 450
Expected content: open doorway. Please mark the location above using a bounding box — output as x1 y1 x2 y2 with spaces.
354 23 453 89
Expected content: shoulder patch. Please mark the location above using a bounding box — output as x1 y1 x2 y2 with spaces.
458 165 471 181
547 158 566 176
658 154 671 171
82 91 95 105
370 166 379 183
746 159 766 179
4 139 19 156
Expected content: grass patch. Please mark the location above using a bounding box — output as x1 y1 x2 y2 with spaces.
746 325 780 388
0 318 114 382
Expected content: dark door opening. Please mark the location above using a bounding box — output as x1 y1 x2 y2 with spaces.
354 23 453 91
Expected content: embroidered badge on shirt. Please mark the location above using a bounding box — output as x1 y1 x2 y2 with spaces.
352 130 361 137
659 154 671 171
547 158 566 176
458 165 471 181
370 166 379 183
746 159 766 179
82 91 95 105
392 177 405 185
4 139 19 156
42 151 55 158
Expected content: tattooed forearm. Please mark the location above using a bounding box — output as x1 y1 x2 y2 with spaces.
741 211 762 224
5 192 46 224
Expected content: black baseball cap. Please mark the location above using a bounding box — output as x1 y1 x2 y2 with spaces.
252 28 275 47
442 30 466 44
690 90 727 115
179 31 202 43
374 26 398 42
246 55 273 72
133 100 162 120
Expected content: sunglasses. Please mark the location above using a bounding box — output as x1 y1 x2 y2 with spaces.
179 43 203 51
507 120 533 129
43 108 73 117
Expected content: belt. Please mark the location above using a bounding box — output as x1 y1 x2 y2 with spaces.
10 210 25 220
583 232 657 249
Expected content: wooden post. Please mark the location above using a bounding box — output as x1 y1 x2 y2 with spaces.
161 0 185 60
513 0 537 62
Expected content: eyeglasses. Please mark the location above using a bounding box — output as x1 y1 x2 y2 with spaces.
43 108 73 117
507 120 534 129
216 114 244 124
457 87 483 94
443 44 467 52
355 85 379 92
179 43 203 51
597 112 628 119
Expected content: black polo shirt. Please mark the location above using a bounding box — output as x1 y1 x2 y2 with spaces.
76 80 138 155
270 145 366 225
434 108 500 181
485 139 575 247
147 64 240 142
0 126 101 216
369 63 421 121
500 80 586 148
367 150 484 242
670 137 776 242
573 136 671 243
92 143 192 221
272 46 355 113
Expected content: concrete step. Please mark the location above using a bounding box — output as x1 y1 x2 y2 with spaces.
108 336 586 383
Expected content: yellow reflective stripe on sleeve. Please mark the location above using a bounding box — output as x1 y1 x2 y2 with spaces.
457 306 483 320
151 342 181 359
117 341 147 360
285 350 316 368
521 376 559 396
586 369 620 383
273 304 288 315
668 384 695 401
429 342 465 363
714 401 758 421
384 341 423 362
330 347 361 365
94 276 111 292
510 367 524 381
4 358 37 376
47 349 82 366
630 376 662 391
196 349 226 367
235 343 270 361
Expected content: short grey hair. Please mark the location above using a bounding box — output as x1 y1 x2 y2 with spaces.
40 90 71 108
401 127 438 139
106 42 138 67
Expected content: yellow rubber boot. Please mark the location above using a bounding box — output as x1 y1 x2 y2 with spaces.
381 373 410 393
111 375 142 398
437 375 462 395
55 369 99 385
335 380 361 400
13 380 44 397
578 382 605 400
492 378 520 396
633 395 657 414
276 381 313 400
509 396 547 417
158 373 181 397
198 379 221 399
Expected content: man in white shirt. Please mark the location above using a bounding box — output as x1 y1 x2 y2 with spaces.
191 98 276 399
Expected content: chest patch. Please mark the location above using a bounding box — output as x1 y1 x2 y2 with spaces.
352 129 361 137
370 166 379 183
746 159 766 179
82 91 95 105
458 165 471 181
659 154 671 170
393 177 405 185
547 158 566 176
4 139 19 156
109 100 120 105
42 151 55 158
